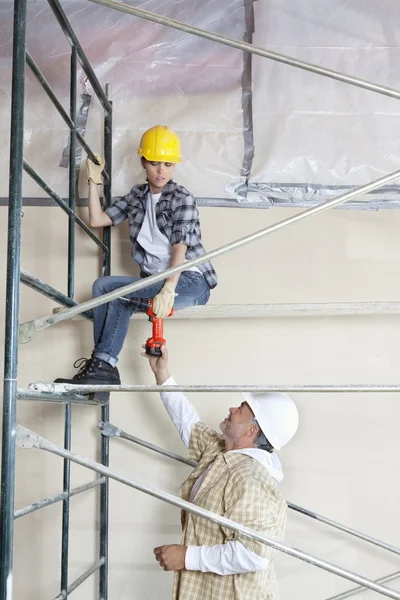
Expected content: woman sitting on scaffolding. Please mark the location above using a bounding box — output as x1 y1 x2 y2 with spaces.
55 125 217 386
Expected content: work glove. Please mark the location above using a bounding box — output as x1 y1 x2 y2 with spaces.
152 282 178 319
86 153 105 185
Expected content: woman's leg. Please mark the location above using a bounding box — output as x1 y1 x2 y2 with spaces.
172 272 211 311
54 275 162 385
94 272 210 363
92 276 141 349
93 276 164 366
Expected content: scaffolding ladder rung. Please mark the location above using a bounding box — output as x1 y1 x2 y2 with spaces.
17 389 107 405
53 558 105 600
14 478 105 519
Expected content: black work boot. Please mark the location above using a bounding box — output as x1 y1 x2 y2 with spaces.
54 357 121 385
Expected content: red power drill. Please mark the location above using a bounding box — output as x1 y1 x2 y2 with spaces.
145 300 174 356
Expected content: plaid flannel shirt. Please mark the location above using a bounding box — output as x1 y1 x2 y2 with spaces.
105 181 218 289
173 422 287 600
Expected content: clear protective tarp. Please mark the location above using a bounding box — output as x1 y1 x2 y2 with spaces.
249 0 400 205
0 0 399 205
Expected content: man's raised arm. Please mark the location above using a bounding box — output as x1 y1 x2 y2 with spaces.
142 345 200 448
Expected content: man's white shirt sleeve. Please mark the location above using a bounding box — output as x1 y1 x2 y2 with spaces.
160 376 200 447
185 542 268 575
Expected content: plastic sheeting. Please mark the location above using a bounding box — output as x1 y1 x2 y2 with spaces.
1 0 399 205
0 0 247 200
249 0 400 205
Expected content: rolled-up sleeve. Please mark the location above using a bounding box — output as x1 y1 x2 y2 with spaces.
170 194 200 247
105 191 132 226
185 540 268 575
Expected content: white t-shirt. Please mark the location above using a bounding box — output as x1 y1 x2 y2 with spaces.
137 193 171 275
137 192 201 275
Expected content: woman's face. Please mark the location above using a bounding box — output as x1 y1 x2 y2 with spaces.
142 158 176 193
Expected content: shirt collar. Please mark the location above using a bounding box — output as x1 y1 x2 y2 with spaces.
225 448 284 482
138 180 176 200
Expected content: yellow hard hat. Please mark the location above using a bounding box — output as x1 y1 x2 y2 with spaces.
137 125 182 163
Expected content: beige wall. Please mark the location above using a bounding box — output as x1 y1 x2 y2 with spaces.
1 203 400 599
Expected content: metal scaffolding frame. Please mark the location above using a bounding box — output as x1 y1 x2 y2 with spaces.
14 426 400 600
0 0 113 599
2 1 400 599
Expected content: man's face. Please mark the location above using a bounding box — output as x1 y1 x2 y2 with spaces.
220 401 257 442
142 158 175 193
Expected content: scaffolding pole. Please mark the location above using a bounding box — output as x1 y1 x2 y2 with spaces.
99 82 112 600
88 0 400 101
17 389 104 405
0 0 27 598
326 572 400 600
18 166 400 343
54 559 105 600
26 383 400 394
26 51 102 166
15 425 400 600
14 478 105 519
2 0 114 596
46 0 112 112
20 270 93 320
23 161 108 252
98 422 400 557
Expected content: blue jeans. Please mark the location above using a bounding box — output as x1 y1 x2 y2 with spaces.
92 271 210 366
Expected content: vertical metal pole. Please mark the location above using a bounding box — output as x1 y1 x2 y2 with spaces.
60 47 77 597
99 83 112 600
60 407 71 595
99 401 109 600
67 46 77 299
0 0 27 598
102 83 112 278
240 0 255 197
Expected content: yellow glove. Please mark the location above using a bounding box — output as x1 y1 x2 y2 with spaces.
86 153 105 185
153 282 178 319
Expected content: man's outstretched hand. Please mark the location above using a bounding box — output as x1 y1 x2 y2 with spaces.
154 544 187 571
141 344 171 385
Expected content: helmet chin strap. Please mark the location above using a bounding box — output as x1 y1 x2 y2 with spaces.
257 431 274 453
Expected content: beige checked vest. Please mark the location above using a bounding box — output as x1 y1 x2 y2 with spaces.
172 422 287 600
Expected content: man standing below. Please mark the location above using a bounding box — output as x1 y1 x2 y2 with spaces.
55 125 217 385
144 346 299 600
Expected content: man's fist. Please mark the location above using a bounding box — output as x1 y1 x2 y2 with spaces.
154 544 187 571
86 153 105 185
141 344 170 384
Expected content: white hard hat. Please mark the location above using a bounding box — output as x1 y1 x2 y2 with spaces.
242 392 299 451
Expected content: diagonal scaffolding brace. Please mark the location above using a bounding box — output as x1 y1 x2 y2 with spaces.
18 167 400 343
326 571 400 600
15 425 400 600
97 421 400 557
88 0 400 101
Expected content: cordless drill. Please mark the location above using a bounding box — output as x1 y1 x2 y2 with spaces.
145 300 174 356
